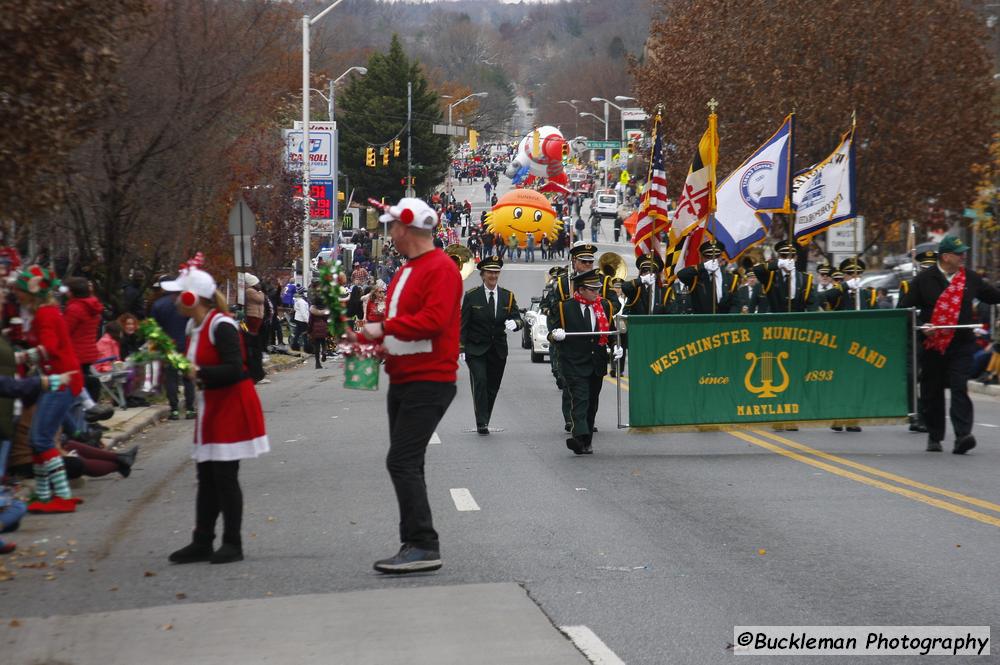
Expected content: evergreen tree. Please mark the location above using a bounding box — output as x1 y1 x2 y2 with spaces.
338 35 449 202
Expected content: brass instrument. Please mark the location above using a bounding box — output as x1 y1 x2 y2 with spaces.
445 243 475 280
598 252 627 281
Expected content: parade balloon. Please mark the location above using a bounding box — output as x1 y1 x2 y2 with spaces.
486 189 562 247
505 125 572 192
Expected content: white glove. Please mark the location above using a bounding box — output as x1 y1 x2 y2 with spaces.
777 258 796 272
846 278 861 290
640 273 655 285
459 352 466 362
361 322 384 340
552 328 566 341
504 319 518 332
703 259 719 273
613 345 624 360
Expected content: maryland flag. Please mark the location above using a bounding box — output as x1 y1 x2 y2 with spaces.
663 111 719 273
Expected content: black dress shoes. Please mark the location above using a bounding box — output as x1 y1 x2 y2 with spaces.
477 426 489 435
926 437 943 452
565 437 583 454
953 435 976 455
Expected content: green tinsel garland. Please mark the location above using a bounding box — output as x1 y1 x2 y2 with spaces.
316 260 348 338
129 318 193 372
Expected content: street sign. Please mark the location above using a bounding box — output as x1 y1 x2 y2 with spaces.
586 140 621 150
233 235 252 267
293 121 336 131
227 197 257 236
826 216 865 254
433 124 467 137
283 129 334 178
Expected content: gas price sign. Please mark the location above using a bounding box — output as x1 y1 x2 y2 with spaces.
293 180 333 219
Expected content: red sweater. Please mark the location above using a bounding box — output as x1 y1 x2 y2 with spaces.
28 304 83 395
379 249 462 384
63 296 104 364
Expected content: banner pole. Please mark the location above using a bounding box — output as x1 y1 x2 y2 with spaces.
911 308 918 420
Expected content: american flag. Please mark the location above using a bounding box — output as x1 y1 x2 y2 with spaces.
632 119 669 258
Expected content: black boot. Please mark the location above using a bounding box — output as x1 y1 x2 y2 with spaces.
211 539 244 564
169 530 214 564
117 446 139 478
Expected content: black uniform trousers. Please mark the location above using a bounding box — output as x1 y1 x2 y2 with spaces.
564 373 603 439
467 346 506 427
386 381 456 552
919 341 975 443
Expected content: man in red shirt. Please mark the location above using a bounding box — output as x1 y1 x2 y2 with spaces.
348 197 462 574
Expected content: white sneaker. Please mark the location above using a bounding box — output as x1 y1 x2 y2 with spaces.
257 378 272 385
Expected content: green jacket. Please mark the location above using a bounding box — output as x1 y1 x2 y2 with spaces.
461 285 523 357
547 297 614 378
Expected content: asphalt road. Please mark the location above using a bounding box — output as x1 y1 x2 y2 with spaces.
3 180 999 663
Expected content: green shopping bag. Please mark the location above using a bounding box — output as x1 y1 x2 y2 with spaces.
344 354 380 391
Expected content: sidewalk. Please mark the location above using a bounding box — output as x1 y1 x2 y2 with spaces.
0 583 588 665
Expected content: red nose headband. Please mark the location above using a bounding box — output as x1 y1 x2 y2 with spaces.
179 291 197 307
400 208 414 224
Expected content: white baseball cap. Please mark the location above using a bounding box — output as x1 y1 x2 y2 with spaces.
160 267 217 299
378 197 438 230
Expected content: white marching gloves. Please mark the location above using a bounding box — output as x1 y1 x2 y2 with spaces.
640 273 656 285
504 319 518 332
777 258 796 272
703 259 720 273
551 328 567 341
459 352 466 362
613 345 624 360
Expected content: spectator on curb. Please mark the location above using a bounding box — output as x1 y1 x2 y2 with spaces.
150 276 195 420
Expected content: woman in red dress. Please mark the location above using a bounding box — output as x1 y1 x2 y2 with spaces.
161 264 268 565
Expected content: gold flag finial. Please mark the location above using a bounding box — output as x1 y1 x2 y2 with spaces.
707 98 719 113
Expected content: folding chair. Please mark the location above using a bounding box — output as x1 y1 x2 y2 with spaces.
90 357 132 409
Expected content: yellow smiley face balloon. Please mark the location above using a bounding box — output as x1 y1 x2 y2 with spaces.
485 189 562 247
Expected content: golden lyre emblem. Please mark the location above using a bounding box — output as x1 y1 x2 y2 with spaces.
744 351 790 398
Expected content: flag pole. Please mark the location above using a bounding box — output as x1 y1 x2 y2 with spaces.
646 105 663 314
850 110 861 310
705 98 719 244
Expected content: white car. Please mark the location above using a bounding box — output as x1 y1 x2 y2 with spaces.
593 191 620 219
521 299 550 363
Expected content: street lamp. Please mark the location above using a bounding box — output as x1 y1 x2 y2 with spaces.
301 0 347 289
558 100 580 136
446 92 488 195
581 110 610 188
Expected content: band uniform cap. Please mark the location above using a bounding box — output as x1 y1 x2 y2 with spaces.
379 197 439 230
839 257 866 274
816 263 832 276
636 253 663 272
915 249 938 266
831 269 845 279
569 242 598 261
611 277 625 288
938 235 970 255
548 266 567 277
774 239 797 256
160 267 217 299
244 273 260 288
573 269 603 290
699 240 724 257
477 255 503 272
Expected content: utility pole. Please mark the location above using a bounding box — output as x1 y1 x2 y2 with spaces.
406 81 413 198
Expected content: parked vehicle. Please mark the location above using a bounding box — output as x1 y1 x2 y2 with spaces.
593 191 619 219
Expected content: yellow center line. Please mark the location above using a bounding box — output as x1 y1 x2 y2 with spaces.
729 430 1000 528
607 376 1000 528
751 428 1000 515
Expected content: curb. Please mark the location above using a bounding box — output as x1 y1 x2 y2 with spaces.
967 380 1000 399
103 405 171 449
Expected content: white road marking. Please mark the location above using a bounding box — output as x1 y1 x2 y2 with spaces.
977 423 998 428
429 431 442 445
449 488 480 511
561 625 626 665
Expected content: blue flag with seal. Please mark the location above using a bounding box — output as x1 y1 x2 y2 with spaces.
709 114 794 258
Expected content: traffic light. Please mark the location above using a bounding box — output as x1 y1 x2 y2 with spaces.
382 146 389 166
365 147 375 167
469 129 478 151
627 141 636 157
393 139 401 157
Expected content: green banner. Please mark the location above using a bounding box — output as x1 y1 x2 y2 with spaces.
625 310 911 428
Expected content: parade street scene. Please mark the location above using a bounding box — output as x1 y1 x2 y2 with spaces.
2 0 1000 663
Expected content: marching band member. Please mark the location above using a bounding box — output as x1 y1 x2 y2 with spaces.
548 270 621 455
752 240 819 312
460 255 523 435
676 240 739 314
